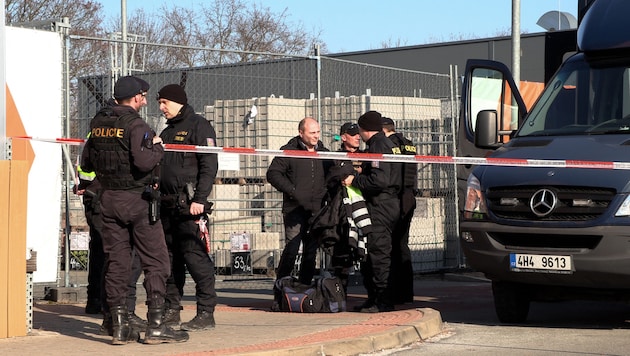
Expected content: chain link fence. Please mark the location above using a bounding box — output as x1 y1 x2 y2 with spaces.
65 37 461 285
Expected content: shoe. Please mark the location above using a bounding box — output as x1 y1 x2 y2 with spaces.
144 307 189 344
359 303 395 313
128 312 147 330
270 301 280 312
181 310 216 331
100 313 113 336
85 298 102 314
162 307 181 328
111 305 140 345
352 299 375 312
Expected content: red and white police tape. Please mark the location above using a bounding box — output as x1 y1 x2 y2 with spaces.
12 135 630 170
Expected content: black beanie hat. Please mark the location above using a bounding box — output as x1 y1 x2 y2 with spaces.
157 84 188 105
358 111 383 131
113 76 143 100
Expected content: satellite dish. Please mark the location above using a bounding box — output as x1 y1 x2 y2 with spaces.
537 11 577 31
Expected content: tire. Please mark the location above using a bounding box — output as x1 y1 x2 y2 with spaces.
491 281 530 323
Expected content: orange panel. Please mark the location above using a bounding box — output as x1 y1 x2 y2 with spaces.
6 88 34 167
0 161 9 338
6 160 28 337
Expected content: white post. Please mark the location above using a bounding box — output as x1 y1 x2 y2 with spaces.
1 0 7 160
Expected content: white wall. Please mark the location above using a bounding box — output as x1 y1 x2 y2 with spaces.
6 26 63 283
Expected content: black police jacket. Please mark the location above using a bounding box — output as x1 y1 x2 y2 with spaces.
352 131 401 200
159 105 218 206
388 132 418 190
81 105 163 192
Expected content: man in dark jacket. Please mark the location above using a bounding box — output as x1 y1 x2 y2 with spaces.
325 122 364 291
382 117 417 304
81 76 188 344
157 84 218 331
342 111 402 313
267 117 332 295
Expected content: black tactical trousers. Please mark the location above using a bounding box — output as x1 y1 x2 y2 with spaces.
162 213 217 313
100 190 170 308
361 197 400 302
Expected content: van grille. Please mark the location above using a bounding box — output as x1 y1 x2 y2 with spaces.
486 186 615 221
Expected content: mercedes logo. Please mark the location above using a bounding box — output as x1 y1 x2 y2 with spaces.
530 188 558 217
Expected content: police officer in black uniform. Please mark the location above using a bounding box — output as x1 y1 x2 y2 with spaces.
81 76 188 345
156 84 218 331
342 111 401 313
382 117 417 304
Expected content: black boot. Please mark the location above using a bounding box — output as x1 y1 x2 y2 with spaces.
128 311 148 330
181 310 216 331
353 292 376 312
162 306 182 328
360 289 394 313
100 311 113 336
111 305 139 345
143 306 189 344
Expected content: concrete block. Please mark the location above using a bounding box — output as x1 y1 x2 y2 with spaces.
46 287 85 303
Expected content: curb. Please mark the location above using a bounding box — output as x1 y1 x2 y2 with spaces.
238 308 444 356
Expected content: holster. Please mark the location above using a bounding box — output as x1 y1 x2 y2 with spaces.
159 193 191 215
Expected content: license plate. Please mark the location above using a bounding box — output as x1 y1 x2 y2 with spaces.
509 253 573 274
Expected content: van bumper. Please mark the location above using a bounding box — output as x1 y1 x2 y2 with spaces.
460 221 630 291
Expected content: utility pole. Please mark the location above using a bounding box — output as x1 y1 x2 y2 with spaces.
512 0 521 90
121 0 128 77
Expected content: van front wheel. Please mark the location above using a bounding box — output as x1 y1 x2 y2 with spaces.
492 281 530 323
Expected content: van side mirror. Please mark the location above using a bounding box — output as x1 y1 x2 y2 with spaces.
474 110 500 148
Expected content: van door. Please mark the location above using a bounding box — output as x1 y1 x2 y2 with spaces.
456 59 528 215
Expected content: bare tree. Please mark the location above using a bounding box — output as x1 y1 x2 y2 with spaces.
6 0 327 73
142 0 325 66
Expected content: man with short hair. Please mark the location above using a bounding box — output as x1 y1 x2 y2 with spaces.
342 111 401 313
81 76 188 345
267 117 332 303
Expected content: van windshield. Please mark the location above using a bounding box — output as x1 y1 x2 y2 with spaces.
517 55 630 137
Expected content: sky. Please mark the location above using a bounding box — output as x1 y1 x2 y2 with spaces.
99 0 578 53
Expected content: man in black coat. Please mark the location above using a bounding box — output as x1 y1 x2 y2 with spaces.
382 117 417 304
342 111 402 313
157 84 218 332
267 117 332 295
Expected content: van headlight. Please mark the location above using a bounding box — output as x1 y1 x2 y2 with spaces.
464 174 487 219
615 195 630 216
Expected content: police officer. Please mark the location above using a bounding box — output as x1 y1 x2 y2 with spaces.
80 76 188 345
157 84 218 331
79 84 151 334
382 117 417 304
342 111 401 313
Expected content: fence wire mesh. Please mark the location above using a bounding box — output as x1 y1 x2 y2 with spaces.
64 37 461 285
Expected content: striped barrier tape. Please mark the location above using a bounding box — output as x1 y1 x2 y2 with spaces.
11 135 630 170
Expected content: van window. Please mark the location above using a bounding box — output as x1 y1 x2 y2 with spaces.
517 56 630 137
469 68 521 142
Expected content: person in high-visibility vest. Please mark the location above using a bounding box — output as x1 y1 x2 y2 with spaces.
75 163 103 316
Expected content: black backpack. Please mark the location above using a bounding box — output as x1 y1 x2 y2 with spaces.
317 276 347 312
